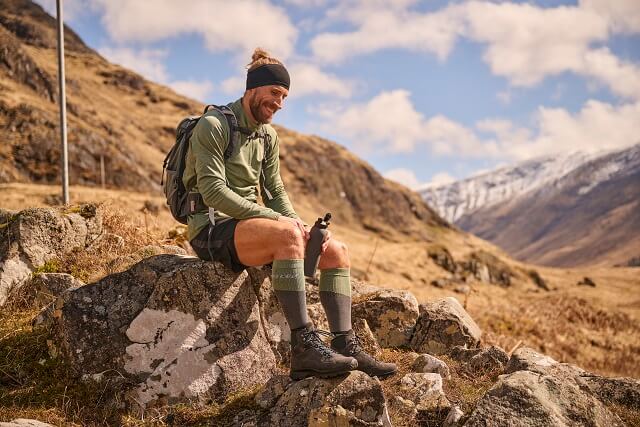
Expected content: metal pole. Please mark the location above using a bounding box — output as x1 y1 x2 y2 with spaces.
56 0 69 204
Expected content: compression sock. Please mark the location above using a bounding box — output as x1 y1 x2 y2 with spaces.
272 259 309 330
319 268 352 333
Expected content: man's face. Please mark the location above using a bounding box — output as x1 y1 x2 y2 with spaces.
247 85 288 124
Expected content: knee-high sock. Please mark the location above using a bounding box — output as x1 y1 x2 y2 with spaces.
319 268 352 333
272 259 309 330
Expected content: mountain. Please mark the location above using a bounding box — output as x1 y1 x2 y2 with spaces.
419 151 598 223
456 143 640 267
0 0 447 238
422 142 640 267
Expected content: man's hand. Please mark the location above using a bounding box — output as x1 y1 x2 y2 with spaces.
278 216 310 241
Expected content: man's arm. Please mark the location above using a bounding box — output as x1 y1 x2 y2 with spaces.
192 114 281 220
261 133 299 219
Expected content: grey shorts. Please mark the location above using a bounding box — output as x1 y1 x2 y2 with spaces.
190 218 247 273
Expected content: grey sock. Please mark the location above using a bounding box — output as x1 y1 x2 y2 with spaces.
319 268 352 333
272 259 309 330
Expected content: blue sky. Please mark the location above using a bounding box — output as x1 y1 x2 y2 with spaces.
38 0 640 189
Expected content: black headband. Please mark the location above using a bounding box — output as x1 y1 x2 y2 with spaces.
246 63 290 90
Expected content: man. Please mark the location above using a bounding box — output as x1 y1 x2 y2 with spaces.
183 48 396 380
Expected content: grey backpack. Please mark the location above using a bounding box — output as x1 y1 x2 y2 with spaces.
161 104 272 224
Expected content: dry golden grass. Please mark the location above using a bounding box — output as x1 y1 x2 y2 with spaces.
1 184 639 425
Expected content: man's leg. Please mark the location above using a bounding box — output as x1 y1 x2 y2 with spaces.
318 240 398 378
233 218 357 379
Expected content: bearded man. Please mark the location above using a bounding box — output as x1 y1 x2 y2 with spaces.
183 48 396 380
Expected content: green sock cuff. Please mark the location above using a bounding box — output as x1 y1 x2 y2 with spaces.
319 268 351 297
272 259 305 292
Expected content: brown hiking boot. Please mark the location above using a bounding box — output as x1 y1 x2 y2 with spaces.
331 330 397 378
290 323 358 380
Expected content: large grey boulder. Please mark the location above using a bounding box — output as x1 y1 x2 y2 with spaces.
582 375 640 410
269 371 389 426
352 288 420 347
0 420 54 427
53 254 276 408
464 370 624 426
0 206 102 306
410 297 481 355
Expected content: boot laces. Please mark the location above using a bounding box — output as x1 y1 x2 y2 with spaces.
346 334 364 355
301 329 336 359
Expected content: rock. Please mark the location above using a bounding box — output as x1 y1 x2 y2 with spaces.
410 297 481 355
269 371 388 426
581 375 640 410
443 405 464 426
505 347 583 377
53 255 276 408
468 346 509 374
352 317 381 356
352 288 420 347
411 353 451 380
454 285 470 294
448 345 482 362
400 373 450 423
528 269 549 291
577 277 596 287
105 244 187 274
255 375 291 409
0 420 54 427
465 370 624 426
427 245 457 273
0 206 102 306
462 251 513 287
26 273 84 307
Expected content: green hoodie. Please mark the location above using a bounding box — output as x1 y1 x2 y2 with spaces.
182 98 298 240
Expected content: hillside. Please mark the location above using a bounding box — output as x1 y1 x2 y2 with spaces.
456 144 640 267
421 144 640 267
0 0 446 239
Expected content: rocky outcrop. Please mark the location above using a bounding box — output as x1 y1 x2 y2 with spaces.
53 255 276 408
352 288 420 347
26 272 83 306
465 369 624 426
411 353 451 380
0 420 54 427
0 205 102 306
410 297 481 355
268 371 389 426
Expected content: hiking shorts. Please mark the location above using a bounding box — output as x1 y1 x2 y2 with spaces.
190 218 248 273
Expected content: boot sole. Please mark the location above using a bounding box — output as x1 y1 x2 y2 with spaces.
290 368 354 381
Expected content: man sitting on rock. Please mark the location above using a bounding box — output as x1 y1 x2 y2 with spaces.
184 47 396 380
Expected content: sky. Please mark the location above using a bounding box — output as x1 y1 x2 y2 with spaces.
36 0 640 189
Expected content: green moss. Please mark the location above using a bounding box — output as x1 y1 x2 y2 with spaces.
32 259 61 275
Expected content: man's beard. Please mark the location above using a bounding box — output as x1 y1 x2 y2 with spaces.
249 94 274 124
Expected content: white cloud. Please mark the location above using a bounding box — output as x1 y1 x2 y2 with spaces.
90 0 297 61
219 63 354 98
288 63 354 98
99 46 214 101
99 47 170 82
384 168 421 189
580 0 640 34
317 89 640 162
311 1 640 101
169 80 214 101
430 172 456 186
311 3 462 63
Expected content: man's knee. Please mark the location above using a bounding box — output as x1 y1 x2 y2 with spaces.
322 239 350 268
275 223 305 257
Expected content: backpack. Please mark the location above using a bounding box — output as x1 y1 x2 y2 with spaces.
161 104 272 224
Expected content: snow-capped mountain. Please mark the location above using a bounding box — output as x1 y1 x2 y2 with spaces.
419 151 597 223
428 143 640 267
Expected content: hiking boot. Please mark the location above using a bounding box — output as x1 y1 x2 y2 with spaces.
331 330 397 378
290 323 358 380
